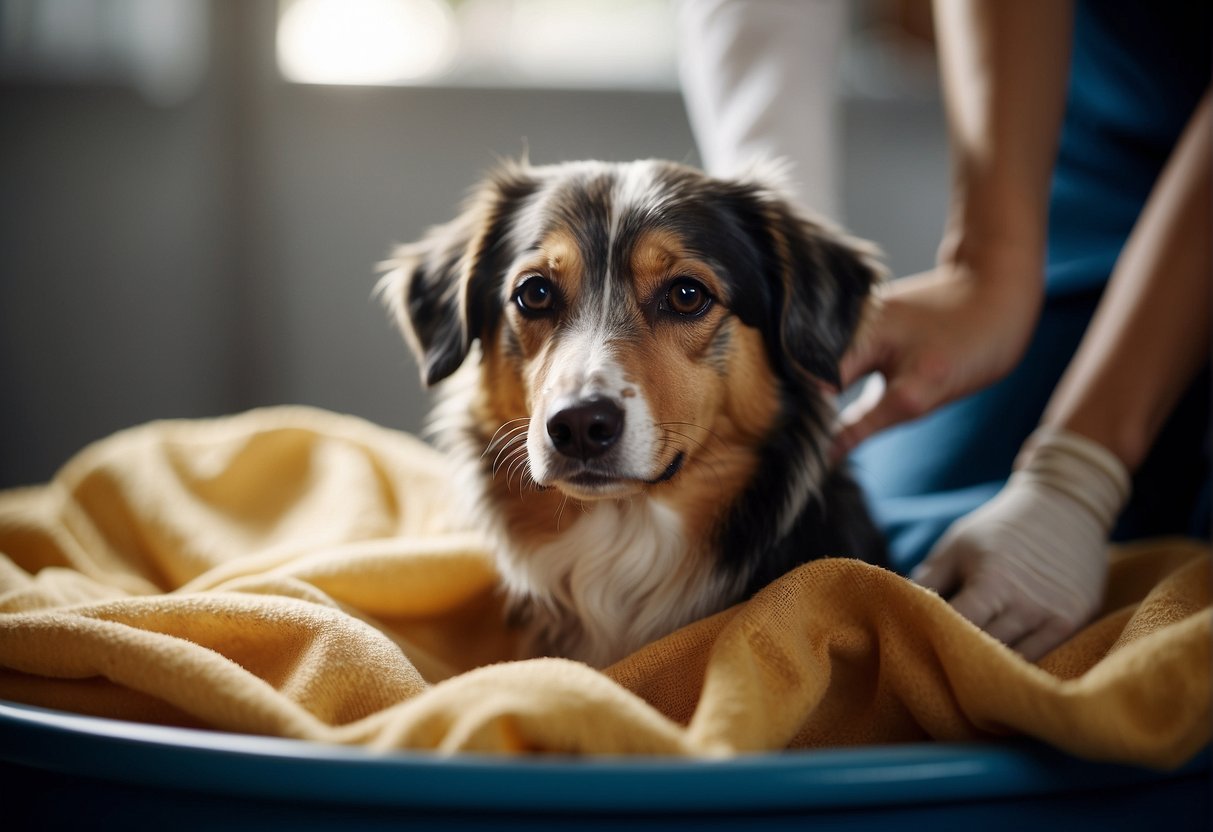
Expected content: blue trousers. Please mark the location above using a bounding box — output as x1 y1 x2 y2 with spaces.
850 290 1211 574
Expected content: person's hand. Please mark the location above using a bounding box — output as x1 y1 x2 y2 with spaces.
833 257 1043 460
911 428 1131 660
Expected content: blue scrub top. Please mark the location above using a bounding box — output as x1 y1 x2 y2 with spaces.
1047 0 1211 298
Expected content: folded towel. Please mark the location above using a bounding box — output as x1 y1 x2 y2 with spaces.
0 407 1207 767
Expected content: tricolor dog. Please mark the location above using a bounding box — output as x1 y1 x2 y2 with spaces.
379 160 887 667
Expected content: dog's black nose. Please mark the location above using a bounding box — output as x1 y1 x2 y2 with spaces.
546 398 624 460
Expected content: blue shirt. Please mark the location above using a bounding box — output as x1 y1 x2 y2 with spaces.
1047 0 1210 296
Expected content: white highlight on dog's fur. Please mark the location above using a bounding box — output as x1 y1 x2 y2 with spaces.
605 159 665 280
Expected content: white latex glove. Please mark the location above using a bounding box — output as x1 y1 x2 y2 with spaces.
911 427 1131 660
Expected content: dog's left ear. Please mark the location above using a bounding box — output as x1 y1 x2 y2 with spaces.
377 163 538 387
753 195 886 389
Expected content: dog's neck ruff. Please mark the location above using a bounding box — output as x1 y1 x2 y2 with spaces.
493 497 729 666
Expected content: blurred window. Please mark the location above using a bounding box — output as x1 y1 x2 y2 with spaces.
0 0 208 105
275 0 678 89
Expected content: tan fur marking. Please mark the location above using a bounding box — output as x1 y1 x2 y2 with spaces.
629 229 726 306
653 320 780 545
506 227 586 358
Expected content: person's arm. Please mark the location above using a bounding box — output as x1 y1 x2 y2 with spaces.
1041 93 1212 470
914 91 1212 660
834 0 1073 456
675 0 847 218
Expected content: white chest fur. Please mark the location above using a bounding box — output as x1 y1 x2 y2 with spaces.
494 498 732 667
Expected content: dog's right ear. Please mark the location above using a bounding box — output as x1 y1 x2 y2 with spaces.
377 164 539 387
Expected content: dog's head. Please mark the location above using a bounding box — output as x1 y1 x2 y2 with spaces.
379 160 882 505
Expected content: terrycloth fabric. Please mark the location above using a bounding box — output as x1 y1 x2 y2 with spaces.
0 407 1208 767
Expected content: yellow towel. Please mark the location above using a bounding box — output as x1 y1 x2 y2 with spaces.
0 407 1208 767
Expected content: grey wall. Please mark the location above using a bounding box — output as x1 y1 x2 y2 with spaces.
0 84 233 485
0 3 947 488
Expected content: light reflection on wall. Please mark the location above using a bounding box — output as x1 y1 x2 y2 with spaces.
275 0 678 90
276 0 458 85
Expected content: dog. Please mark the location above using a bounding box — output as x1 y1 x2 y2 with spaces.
378 159 887 668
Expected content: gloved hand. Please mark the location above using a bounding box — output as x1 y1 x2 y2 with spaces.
911 427 1132 660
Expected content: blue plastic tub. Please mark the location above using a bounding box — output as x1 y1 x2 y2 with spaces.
1 700 1207 830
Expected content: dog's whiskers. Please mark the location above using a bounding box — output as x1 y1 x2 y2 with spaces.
658 422 725 460
660 428 712 459
506 451 539 495
659 421 722 446
483 419 530 458
659 424 728 498
505 455 526 491
484 432 549 497
494 443 524 477
492 433 528 474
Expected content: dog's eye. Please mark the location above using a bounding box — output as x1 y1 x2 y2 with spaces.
662 279 713 317
513 276 557 316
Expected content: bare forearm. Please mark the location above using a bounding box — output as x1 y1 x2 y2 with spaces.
1042 92 1212 472
933 0 1074 265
